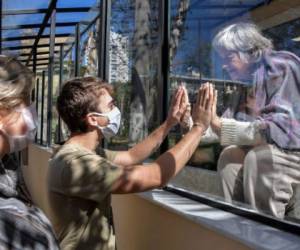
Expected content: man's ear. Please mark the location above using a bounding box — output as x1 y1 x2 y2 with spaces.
85 114 98 127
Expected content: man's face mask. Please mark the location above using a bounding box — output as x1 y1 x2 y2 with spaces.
0 104 38 153
90 107 121 140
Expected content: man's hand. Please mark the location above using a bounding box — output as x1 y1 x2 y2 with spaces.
180 85 193 130
192 83 215 131
166 86 187 127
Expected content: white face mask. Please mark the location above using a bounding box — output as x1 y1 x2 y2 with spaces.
0 104 38 153
90 107 121 140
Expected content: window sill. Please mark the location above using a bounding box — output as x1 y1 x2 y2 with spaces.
137 188 300 250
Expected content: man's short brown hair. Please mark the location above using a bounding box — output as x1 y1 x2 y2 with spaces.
57 77 113 133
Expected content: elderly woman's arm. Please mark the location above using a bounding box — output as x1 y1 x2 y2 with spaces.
218 118 266 146
210 88 266 146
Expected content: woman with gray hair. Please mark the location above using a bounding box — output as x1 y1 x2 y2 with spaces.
0 55 59 249
190 22 300 218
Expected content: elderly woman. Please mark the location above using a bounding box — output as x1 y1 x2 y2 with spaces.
188 23 300 218
0 56 59 249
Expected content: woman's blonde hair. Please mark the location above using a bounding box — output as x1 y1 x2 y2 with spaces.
0 55 34 110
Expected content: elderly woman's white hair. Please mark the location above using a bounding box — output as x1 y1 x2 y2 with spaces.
213 23 273 63
0 55 34 110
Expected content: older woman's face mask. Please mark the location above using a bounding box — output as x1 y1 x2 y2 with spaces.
220 51 251 81
0 103 38 153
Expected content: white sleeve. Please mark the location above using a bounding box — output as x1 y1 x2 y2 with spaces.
220 118 266 146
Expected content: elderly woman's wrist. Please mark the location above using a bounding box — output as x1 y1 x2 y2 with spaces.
211 116 221 129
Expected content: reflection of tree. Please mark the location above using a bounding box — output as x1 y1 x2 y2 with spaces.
113 82 131 137
64 49 75 79
184 42 212 77
129 0 160 145
109 0 190 146
170 1 221 77
80 22 99 76
170 0 190 61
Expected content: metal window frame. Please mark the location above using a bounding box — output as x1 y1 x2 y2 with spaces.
26 0 58 65
57 44 64 144
3 7 93 16
35 78 40 142
46 6 56 146
3 21 78 30
98 0 111 81
40 71 46 145
74 23 80 77
3 33 73 42
160 0 170 153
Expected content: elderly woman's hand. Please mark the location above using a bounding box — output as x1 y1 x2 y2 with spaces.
191 83 215 131
210 88 221 133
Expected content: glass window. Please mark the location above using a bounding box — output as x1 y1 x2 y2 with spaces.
63 46 76 80
35 71 48 145
79 20 100 77
107 0 161 152
168 0 300 225
51 68 62 145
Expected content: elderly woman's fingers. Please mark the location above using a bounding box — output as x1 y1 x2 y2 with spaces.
200 83 209 107
205 84 214 110
213 89 218 105
195 85 202 106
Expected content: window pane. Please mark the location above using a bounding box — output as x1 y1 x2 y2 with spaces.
168 0 300 224
107 0 161 152
63 46 76 81
79 20 100 77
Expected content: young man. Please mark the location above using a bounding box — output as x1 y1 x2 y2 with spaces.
48 76 214 250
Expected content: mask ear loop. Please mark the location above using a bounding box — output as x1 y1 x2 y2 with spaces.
86 113 108 132
15 104 38 132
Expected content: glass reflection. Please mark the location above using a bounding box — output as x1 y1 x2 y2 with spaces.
107 0 161 152
169 0 300 223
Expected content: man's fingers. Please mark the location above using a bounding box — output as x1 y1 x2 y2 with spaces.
171 87 181 107
174 88 184 110
180 87 186 105
181 87 187 104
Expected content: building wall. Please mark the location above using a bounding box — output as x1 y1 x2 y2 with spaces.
112 194 249 250
109 31 130 83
